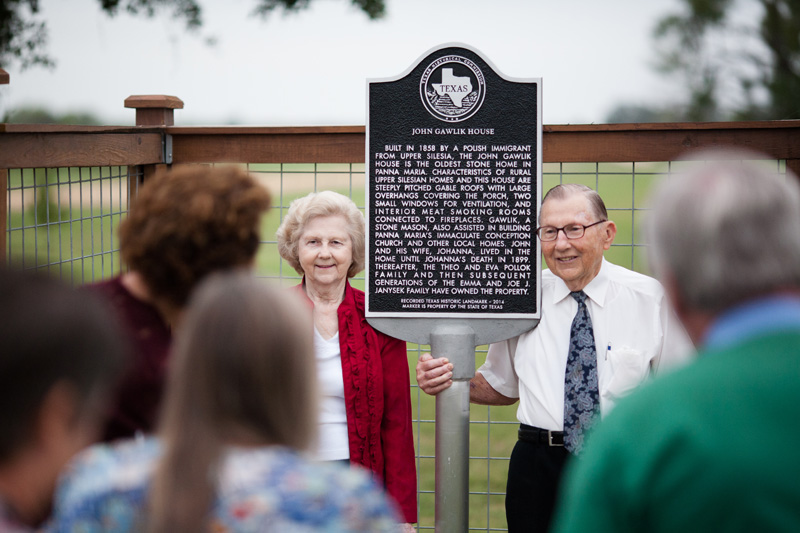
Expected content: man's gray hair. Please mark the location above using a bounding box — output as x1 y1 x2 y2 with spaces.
647 150 800 313
543 184 608 222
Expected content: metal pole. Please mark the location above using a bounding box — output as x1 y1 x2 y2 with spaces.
432 324 475 533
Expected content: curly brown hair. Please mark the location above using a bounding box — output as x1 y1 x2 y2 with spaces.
119 165 271 309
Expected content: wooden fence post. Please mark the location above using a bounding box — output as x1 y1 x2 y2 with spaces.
124 95 183 201
1 69 10 264
124 94 183 127
0 169 6 265
788 159 800 181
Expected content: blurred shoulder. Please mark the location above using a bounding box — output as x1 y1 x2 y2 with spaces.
49 438 158 532
57 438 158 503
80 276 125 299
219 447 401 531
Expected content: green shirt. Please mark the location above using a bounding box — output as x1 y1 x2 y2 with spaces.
552 331 800 533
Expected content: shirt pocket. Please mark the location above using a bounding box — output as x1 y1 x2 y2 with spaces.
600 346 651 403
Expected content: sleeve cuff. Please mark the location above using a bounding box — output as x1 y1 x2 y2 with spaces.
477 367 520 399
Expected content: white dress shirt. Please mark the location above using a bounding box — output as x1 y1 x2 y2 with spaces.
478 259 694 431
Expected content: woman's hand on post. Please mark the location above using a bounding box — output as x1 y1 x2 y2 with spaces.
415 353 454 395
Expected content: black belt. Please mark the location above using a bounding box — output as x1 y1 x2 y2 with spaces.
518 424 564 447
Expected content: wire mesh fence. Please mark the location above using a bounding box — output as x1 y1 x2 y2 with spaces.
3 154 794 531
5 165 138 282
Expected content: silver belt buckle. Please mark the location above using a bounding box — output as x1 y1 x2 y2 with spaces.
548 431 564 447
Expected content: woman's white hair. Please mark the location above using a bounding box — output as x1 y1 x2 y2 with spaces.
276 191 365 278
647 149 800 312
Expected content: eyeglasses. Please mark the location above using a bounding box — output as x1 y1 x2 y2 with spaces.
535 220 607 242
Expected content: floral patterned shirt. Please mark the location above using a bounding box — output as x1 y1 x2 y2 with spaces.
47 438 402 532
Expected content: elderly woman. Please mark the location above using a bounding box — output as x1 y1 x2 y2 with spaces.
85 165 271 441
49 273 401 532
277 191 417 528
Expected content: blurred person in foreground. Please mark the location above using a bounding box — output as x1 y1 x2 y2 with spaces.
48 273 402 532
277 191 417 530
552 152 800 532
0 269 124 531
86 165 271 441
416 183 693 532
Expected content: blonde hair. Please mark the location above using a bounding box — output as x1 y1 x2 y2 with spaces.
276 191 365 278
147 272 316 532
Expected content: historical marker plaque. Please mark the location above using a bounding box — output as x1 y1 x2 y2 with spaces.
366 43 541 319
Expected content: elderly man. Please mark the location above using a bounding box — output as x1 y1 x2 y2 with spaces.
416 183 692 532
0 269 124 531
552 154 800 533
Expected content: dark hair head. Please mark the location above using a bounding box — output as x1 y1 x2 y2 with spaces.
119 165 271 309
0 268 125 461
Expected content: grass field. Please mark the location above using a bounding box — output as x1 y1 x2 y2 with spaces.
5 161 670 530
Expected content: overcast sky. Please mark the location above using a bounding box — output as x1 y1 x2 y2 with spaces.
2 0 681 126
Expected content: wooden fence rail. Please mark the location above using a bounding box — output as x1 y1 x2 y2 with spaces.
2 94 800 264
3 120 799 168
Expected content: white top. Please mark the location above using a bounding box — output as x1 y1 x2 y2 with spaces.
313 328 350 461
478 259 694 431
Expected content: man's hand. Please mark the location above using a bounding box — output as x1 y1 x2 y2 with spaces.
415 353 454 395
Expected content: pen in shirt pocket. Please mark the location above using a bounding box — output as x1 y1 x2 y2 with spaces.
606 342 611 360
